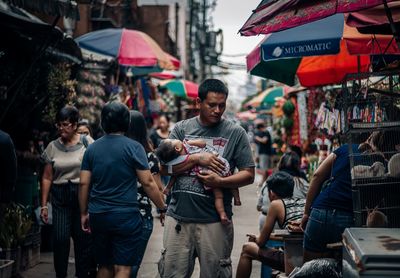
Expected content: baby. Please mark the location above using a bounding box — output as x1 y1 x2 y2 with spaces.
156 138 241 225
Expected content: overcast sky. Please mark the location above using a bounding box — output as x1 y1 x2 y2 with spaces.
212 0 263 98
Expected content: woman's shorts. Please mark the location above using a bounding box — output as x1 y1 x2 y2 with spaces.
303 208 353 253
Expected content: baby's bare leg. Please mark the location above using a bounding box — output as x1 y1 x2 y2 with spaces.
232 188 241 206
213 188 231 225
163 176 176 195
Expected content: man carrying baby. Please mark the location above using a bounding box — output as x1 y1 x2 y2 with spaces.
156 138 241 225
158 79 255 278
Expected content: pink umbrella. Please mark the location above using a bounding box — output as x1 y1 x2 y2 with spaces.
240 0 397 36
76 28 180 70
346 2 400 34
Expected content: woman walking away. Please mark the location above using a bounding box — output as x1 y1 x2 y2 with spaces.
79 102 166 278
40 105 95 278
126 110 165 277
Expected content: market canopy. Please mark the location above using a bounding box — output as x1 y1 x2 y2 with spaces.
246 14 399 86
3 0 79 20
346 2 400 34
239 0 397 36
0 1 82 63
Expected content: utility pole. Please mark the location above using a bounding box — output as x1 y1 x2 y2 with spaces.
199 0 207 82
175 2 181 121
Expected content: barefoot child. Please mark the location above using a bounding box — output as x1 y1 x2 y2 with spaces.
156 138 241 224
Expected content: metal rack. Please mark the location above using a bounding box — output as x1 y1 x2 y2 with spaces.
342 71 400 227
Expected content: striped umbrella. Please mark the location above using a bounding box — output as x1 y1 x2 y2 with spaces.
159 79 199 99
76 28 180 70
245 86 288 110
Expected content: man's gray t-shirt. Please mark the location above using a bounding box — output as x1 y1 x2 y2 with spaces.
167 117 255 223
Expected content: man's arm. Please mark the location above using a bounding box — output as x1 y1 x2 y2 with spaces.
254 135 267 144
185 139 206 148
79 170 91 232
79 170 91 215
197 167 255 190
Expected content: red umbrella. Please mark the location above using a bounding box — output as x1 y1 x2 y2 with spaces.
246 14 393 87
159 79 199 99
240 0 397 36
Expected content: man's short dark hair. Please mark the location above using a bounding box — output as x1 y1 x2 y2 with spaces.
266 171 294 199
101 102 130 134
155 140 180 164
56 105 79 124
198 79 228 101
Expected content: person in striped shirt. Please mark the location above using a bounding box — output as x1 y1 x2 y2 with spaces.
236 171 305 278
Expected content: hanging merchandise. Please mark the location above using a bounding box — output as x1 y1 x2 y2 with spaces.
314 91 342 136
76 69 106 125
348 103 387 123
297 91 308 142
160 91 177 114
290 97 301 146
315 102 341 136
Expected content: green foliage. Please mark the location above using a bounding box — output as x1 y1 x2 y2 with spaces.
283 117 294 130
0 203 33 249
42 63 76 124
282 100 295 116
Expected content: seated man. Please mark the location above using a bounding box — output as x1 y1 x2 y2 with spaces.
236 171 305 278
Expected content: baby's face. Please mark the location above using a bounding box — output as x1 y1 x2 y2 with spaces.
165 139 184 154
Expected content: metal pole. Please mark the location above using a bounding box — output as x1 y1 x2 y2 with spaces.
383 0 400 50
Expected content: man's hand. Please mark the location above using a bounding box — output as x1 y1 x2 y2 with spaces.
197 170 222 188
197 152 226 175
246 234 259 244
81 213 91 233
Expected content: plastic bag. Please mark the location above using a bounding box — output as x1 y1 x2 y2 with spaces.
34 202 53 225
289 258 341 278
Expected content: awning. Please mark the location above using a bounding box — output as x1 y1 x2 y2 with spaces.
4 0 79 20
0 1 82 63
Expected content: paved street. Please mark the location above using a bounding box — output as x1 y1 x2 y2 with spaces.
21 176 262 278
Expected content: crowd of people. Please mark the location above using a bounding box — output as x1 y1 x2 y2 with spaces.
1 77 398 278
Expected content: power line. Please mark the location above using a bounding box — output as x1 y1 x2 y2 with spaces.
221 53 248 57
